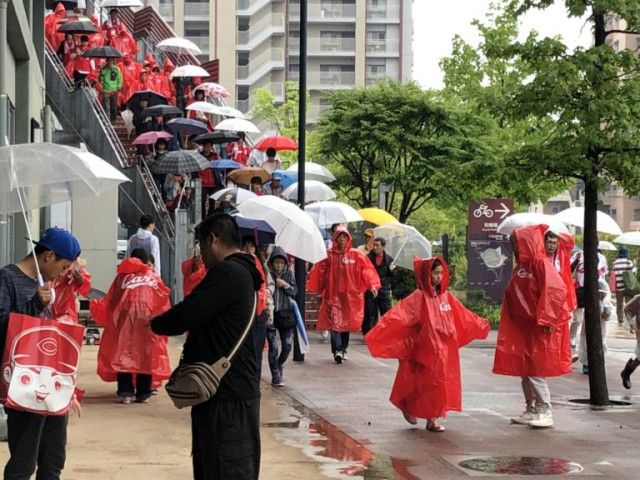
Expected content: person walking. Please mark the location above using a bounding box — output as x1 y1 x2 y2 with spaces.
50 259 92 322
90 248 171 404
126 214 161 275
0 227 82 479
578 279 615 374
307 225 380 364
493 225 572 429
150 214 264 480
267 247 297 387
98 58 122 123
612 248 636 325
363 237 395 335
366 257 489 432
621 293 640 389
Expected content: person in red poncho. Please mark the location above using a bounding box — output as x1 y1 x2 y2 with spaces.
50 259 92 322
90 248 171 404
307 225 380 364
45 2 67 51
181 253 206 297
161 59 177 104
365 257 489 432
118 54 142 106
493 225 572 429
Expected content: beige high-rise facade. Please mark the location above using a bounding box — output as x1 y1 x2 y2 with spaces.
146 0 413 124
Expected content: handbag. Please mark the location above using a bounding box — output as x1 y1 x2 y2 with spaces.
165 293 257 409
274 309 296 330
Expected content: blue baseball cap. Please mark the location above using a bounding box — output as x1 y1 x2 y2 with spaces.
33 227 81 261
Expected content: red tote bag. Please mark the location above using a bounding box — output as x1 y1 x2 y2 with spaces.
0 313 84 415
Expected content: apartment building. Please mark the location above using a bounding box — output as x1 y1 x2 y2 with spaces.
145 0 413 123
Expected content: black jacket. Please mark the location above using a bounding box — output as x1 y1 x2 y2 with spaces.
151 252 263 401
268 246 297 313
367 250 395 290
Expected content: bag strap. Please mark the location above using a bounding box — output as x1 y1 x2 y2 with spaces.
225 292 257 363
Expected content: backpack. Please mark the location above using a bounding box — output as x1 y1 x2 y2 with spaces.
623 270 640 299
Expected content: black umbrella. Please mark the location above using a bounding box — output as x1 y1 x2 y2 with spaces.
47 0 77 9
141 105 183 117
151 150 209 174
127 90 168 112
194 131 240 145
82 46 122 58
58 21 99 34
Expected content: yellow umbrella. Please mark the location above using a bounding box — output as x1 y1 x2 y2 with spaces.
357 208 397 226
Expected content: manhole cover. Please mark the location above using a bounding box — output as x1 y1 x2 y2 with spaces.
459 456 583 475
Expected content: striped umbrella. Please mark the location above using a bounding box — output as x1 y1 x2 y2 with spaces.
151 150 209 174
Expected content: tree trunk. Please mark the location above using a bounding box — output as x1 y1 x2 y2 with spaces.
583 176 609 405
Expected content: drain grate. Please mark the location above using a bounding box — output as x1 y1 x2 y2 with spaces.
458 456 583 475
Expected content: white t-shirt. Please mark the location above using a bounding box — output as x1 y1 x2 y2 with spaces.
572 251 608 287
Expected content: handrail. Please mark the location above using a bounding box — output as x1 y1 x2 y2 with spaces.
139 157 175 240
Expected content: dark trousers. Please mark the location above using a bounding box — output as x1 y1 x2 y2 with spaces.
191 398 260 480
102 92 118 122
266 325 293 377
117 373 152 399
362 289 392 335
330 331 350 354
4 408 67 480
202 186 216 218
72 71 87 89
255 314 268 379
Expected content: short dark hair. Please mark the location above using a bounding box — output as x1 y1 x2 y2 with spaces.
431 258 442 271
196 214 241 249
148 253 155 265
250 176 263 186
266 147 276 158
330 223 341 233
80 35 89 42
140 214 155 229
33 245 62 260
241 235 256 248
544 230 558 240
374 237 386 247
130 247 150 264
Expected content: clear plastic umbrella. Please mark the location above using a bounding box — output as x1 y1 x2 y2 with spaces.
100 0 142 7
554 207 623 235
305 201 363 228
214 118 260 134
497 212 570 236
210 187 257 206
373 222 432 271
0 143 129 283
236 196 327 263
282 180 336 203
157 38 202 55
286 162 336 183
613 232 640 246
169 64 209 79
186 102 245 118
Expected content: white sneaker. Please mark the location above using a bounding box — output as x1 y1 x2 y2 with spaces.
342 351 348 361
334 351 343 364
529 410 554 429
510 406 537 425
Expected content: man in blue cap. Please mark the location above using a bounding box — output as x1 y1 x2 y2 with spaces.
0 226 81 480
264 172 283 198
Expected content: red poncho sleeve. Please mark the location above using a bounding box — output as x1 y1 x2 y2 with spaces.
307 258 328 294
448 294 490 348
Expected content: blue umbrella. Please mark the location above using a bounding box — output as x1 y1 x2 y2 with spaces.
211 159 242 170
265 169 297 190
234 214 276 245
166 118 208 136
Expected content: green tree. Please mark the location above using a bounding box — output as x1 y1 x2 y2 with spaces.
484 0 640 404
316 81 498 223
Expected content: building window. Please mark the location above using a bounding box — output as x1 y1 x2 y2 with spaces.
600 205 611 215
611 209 617 218
634 209 640 221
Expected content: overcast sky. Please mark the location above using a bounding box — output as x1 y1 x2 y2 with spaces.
412 1 593 89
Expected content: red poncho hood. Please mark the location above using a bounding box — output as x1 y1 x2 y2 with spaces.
331 225 352 251
513 225 546 264
163 58 175 73
54 2 65 15
117 257 149 275
415 256 450 297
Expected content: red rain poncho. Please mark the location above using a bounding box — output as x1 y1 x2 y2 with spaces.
307 226 380 332
90 258 171 382
365 257 489 419
50 267 92 322
181 257 206 297
556 232 577 311
493 225 572 378
45 3 67 50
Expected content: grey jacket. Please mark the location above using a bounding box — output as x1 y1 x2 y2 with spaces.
268 246 297 312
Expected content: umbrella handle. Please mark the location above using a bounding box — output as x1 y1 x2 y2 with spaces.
16 187 45 287
393 236 410 268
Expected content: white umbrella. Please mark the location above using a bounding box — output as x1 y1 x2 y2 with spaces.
213 105 246 119
157 37 202 55
236 196 327 263
0 143 130 283
373 222 432 271
282 180 336 203
100 0 142 7
214 118 260 134
497 212 570 236
598 240 617 251
305 201 363 228
209 186 256 206
185 101 218 115
169 64 209 79
286 162 336 183
613 232 640 246
186 102 245 119
554 207 623 235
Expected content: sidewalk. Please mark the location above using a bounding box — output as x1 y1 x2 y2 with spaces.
0 339 327 480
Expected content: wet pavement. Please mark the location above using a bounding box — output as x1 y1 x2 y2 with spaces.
263 324 640 479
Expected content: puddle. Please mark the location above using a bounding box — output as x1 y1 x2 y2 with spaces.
459 456 583 475
265 389 418 479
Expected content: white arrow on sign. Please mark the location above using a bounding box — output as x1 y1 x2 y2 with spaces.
495 202 511 220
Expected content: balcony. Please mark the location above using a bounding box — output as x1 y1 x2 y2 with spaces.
236 13 285 45
366 38 400 56
289 2 356 22
185 2 209 17
236 48 285 82
158 3 173 17
366 4 401 22
308 70 355 89
289 36 356 56
185 35 209 52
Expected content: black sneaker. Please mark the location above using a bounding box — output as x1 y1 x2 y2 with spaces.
334 351 343 364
